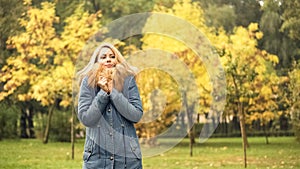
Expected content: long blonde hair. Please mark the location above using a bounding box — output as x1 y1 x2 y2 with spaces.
77 43 136 91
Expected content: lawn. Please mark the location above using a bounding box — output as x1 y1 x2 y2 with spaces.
0 137 299 169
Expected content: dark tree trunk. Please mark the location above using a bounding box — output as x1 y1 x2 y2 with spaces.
20 105 35 138
43 104 55 144
183 92 195 157
263 124 269 144
20 109 28 138
28 106 35 138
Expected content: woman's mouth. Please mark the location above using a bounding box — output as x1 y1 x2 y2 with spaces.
104 64 114 68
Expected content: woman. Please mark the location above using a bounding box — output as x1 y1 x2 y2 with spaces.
77 43 143 169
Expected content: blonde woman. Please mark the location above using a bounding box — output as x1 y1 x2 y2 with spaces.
77 43 143 169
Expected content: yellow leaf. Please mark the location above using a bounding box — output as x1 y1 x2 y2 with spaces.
248 23 259 32
255 31 263 39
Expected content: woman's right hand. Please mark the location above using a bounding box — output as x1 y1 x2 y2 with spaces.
97 76 109 93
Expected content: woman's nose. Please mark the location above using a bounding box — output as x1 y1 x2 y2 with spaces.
106 57 111 62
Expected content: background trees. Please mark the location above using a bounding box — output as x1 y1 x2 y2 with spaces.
259 0 298 70
0 0 299 149
288 62 300 142
281 0 300 41
0 0 24 66
139 0 215 155
0 0 101 142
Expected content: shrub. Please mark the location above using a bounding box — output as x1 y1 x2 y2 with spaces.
0 103 19 139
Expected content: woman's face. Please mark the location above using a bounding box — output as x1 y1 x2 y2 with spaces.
97 47 118 68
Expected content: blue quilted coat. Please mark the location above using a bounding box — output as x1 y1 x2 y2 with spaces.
77 76 143 169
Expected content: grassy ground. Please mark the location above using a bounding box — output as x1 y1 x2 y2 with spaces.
0 137 299 169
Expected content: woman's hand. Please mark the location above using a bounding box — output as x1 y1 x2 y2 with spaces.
97 76 109 93
97 76 113 94
107 79 113 94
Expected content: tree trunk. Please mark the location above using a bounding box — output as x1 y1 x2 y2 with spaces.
28 106 35 138
187 116 194 157
20 109 28 138
43 104 55 144
71 108 75 160
263 124 269 144
239 102 248 168
187 121 195 157
224 116 228 136
231 73 249 167
189 131 193 157
183 92 195 157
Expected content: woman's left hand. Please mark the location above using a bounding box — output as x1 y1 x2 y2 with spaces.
107 80 113 94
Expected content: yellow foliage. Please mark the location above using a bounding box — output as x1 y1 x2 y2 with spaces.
23 0 32 5
268 54 279 65
248 23 259 32
261 86 272 98
142 0 213 114
219 21 280 123
0 1 101 108
238 97 247 103
248 111 275 125
254 64 266 75
60 100 71 108
167 0 206 29
262 111 275 122
142 0 210 51
54 5 100 65
249 112 261 122
135 68 181 137
255 31 264 40
17 93 31 101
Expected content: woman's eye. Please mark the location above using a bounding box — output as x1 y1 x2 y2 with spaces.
110 55 115 58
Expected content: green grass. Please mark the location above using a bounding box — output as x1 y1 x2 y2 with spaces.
0 137 299 169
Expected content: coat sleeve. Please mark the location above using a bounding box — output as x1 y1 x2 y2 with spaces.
77 77 110 127
110 77 143 123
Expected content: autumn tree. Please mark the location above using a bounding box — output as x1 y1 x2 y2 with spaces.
216 23 280 167
138 0 227 157
0 0 101 143
1 1 60 139
129 54 182 146
288 62 300 142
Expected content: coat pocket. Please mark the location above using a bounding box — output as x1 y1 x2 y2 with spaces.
83 150 92 162
129 138 142 159
83 139 94 162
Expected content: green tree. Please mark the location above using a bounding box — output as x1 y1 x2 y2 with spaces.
0 0 24 66
84 0 175 50
259 0 298 70
197 0 262 28
85 0 174 22
288 62 300 142
204 4 237 33
0 103 19 139
281 0 300 41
